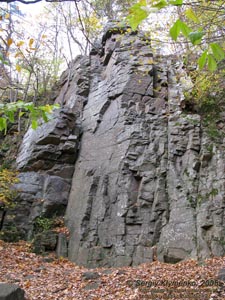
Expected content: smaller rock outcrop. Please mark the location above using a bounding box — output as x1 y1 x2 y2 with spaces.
1 108 80 243
0 283 25 300
16 108 79 173
217 268 225 282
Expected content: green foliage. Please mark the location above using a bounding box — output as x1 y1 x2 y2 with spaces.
126 0 225 71
0 101 59 134
203 117 222 141
33 215 65 235
184 67 225 140
188 31 204 45
126 0 148 30
187 195 196 209
34 216 54 233
0 52 9 65
152 0 167 9
185 7 199 23
187 187 218 208
207 54 217 72
210 43 225 61
198 50 207 70
168 0 183 5
189 189 216 208
0 224 23 242
169 19 191 40
206 144 214 155
197 43 224 71
126 0 183 30
151 0 183 9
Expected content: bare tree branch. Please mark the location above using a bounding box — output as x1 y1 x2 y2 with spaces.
0 0 42 3
73 0 99 54
0 0 80 4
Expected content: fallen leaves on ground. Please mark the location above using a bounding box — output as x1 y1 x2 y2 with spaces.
0 240 225 300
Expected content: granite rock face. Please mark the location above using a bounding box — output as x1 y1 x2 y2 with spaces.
64 25 225 267
4 23 225 267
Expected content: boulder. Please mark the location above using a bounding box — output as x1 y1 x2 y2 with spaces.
56 233 68 258
0 283 25 300
217 268 225 282
32 230 57 254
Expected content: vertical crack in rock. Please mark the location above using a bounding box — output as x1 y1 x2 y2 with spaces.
80 176 100 246
196 130 225 260
157 57 200 263
65 26 172 267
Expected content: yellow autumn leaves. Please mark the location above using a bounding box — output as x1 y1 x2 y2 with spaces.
16 64 22 72
0 169 19 208
16 41 25 47
7 37 13 47
0 12 10 21
5 37 39 73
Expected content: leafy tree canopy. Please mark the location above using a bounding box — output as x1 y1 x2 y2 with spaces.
0 101 59 133
126 0 225 71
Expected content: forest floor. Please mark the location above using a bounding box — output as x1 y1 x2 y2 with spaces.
0 240 225 300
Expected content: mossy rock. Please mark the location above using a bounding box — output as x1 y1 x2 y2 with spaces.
32 230 57 254
0 227 25 242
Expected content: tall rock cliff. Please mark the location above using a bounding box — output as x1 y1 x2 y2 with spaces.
3 23 225 267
